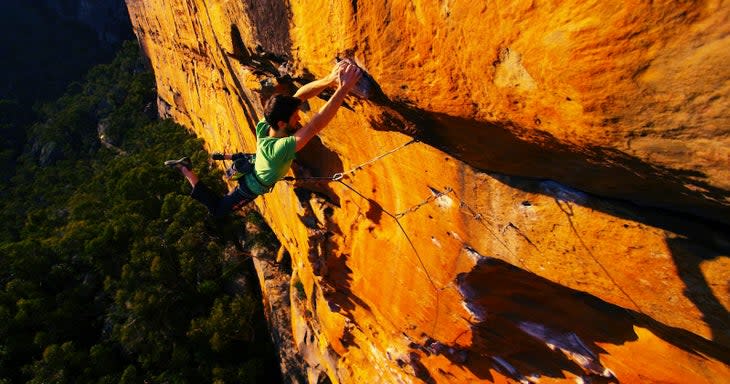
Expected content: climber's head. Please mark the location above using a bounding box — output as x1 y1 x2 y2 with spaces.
264 94 302 135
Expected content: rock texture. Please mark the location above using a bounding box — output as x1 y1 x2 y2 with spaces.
252 251 308 384
125 1 730 382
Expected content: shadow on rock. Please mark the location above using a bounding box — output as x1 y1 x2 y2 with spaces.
291 182 372 347
293 136 344 207
497 175 730 349
364 87 730 225
451 257 730 382
363 88 730 358
240 0 292 59
666 237 730 346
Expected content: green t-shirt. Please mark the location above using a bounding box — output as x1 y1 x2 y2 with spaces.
244 120 296 195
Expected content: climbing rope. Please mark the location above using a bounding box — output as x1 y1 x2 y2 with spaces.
279 137 443 333
554 200 644 313
454 196 523 262
278 136 645 334
335 178 444 336
340 138 418 177
456 189 644 314
281 138 418 183
394 187 453 219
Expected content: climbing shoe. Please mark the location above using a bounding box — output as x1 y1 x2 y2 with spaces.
164 156 192 170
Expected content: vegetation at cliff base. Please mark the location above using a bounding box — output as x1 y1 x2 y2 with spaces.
0 42 281 383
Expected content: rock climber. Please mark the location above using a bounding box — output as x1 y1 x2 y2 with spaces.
165 60 362 217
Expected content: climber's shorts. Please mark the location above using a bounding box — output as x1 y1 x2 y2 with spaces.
191 181 258 218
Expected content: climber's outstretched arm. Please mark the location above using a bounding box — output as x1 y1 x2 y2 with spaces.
293 62 361 152
293 61 346 101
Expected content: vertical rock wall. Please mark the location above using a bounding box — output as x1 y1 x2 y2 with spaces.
126 1 729 382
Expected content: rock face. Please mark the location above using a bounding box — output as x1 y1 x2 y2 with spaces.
125 1 730 382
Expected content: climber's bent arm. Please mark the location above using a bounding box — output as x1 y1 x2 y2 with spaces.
293 76 336 101
293 63 361 152
293 61 346 101
293 86 349 152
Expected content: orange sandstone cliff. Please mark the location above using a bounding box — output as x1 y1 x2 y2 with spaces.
125 1 730 382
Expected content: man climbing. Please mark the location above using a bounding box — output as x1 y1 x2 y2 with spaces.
165 60 362 217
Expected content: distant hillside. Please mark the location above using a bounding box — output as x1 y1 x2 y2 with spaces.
0 0 133 182
0 1 133 104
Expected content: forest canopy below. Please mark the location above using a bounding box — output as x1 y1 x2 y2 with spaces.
0 42 281 384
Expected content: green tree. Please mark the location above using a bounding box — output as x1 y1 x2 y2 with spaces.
0 42 281 383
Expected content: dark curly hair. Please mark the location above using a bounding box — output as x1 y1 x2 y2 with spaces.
264 94 302 128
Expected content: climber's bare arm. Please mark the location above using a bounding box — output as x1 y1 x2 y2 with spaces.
293 61 346 101
294 63 361 152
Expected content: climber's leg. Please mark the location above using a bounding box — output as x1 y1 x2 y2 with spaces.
191 182 256 218
165 156 198 187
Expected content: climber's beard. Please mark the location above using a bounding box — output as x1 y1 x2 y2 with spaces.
285 122 302 135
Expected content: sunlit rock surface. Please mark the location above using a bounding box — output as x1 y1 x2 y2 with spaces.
125 1 730 382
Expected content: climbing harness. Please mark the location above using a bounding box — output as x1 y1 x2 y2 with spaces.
221 153 276 192
225 154 255 180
